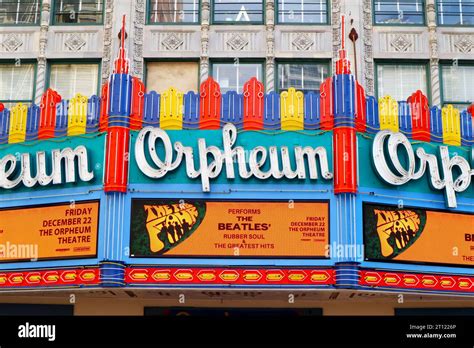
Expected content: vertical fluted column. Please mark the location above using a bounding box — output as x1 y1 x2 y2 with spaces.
200 0 210 83
132 0 145 80
427 0 440 106
331 0 342 73
265 0 275 92
362 0 375 96
101 0 114 85
34 0 50 104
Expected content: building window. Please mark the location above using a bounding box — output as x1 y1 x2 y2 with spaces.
277 61 330 93
211 61 263 93
373 0 425 25
212 0 264 23
437 0 474 26
441 63 473 109
0 0 41 25
53 0 104 24
0 63 35 108
146 61 199 93
148 0 199 23
48 62 99 100
277 0 329 24
376 62 428 101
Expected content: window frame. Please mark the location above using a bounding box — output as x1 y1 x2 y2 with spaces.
439 60 474 108
144 58 201 92
0 0 42 26
275 59 332 94
275 0 330 25
209 59 266 93
0 60 37 106
374 60 431 103
211 0 265 25
372 0 427 27
372 0 427 26
51 0 105 26
146 0 201 25
436 0 474 27
46 59 102 100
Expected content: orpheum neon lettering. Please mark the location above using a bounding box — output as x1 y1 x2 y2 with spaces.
0 146 94 189
135 123 333 191
372 131 473 208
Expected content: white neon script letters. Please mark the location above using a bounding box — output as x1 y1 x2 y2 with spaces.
135 124 333 191
0 146 94 189
373 131 473 208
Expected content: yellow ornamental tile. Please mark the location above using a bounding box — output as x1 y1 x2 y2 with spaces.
67 93 88 136
280 87 304 130
8 103 27 144
160 87 183 130
442 105 461 146
378 96 399 132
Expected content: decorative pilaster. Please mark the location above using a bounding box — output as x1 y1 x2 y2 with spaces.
362 0 375 96
427 0 440 106
331 0 342 73
132 0 145 79
200 0 211 83
265 0 275 92
101 0 114 85
34 0 50 104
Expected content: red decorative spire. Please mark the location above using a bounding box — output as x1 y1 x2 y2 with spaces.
114 15 129 74
336 15 351 75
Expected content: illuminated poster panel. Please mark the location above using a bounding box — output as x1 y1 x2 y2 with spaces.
0 201 99 262
130 200 329 258
364 204 473 267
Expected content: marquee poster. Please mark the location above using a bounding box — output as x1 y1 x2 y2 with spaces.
364 204 473 267
0 201 99 262
130 200 329 258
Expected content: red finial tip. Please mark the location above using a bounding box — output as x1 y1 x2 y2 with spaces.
468 104 474 116
114 15 129 74
336 14 351 75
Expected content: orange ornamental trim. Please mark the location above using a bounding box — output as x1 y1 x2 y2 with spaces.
0 268 100 288
360 270 474 293
124 267 336 286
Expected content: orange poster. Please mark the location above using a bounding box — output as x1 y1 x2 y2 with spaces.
0 201 99 261
130 200 329 257
364 204 474 266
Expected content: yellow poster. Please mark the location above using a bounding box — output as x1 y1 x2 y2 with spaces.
0 201 99 261
364 204 474 266
130 200 329 257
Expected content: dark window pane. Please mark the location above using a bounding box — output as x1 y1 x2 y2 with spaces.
149 0 199 23
278 63 329 92
214 0 263 23
0 0 41 24
374 0 425 24
54 0 104 24
438 0 474 26
278 0 328 24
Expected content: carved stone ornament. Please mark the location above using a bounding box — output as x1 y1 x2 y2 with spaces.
391 35 413 52
292 34 314 51
454 36 473 53
2 34 23 52
64 34 86 52
162 33 184 50
227 34 249 51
